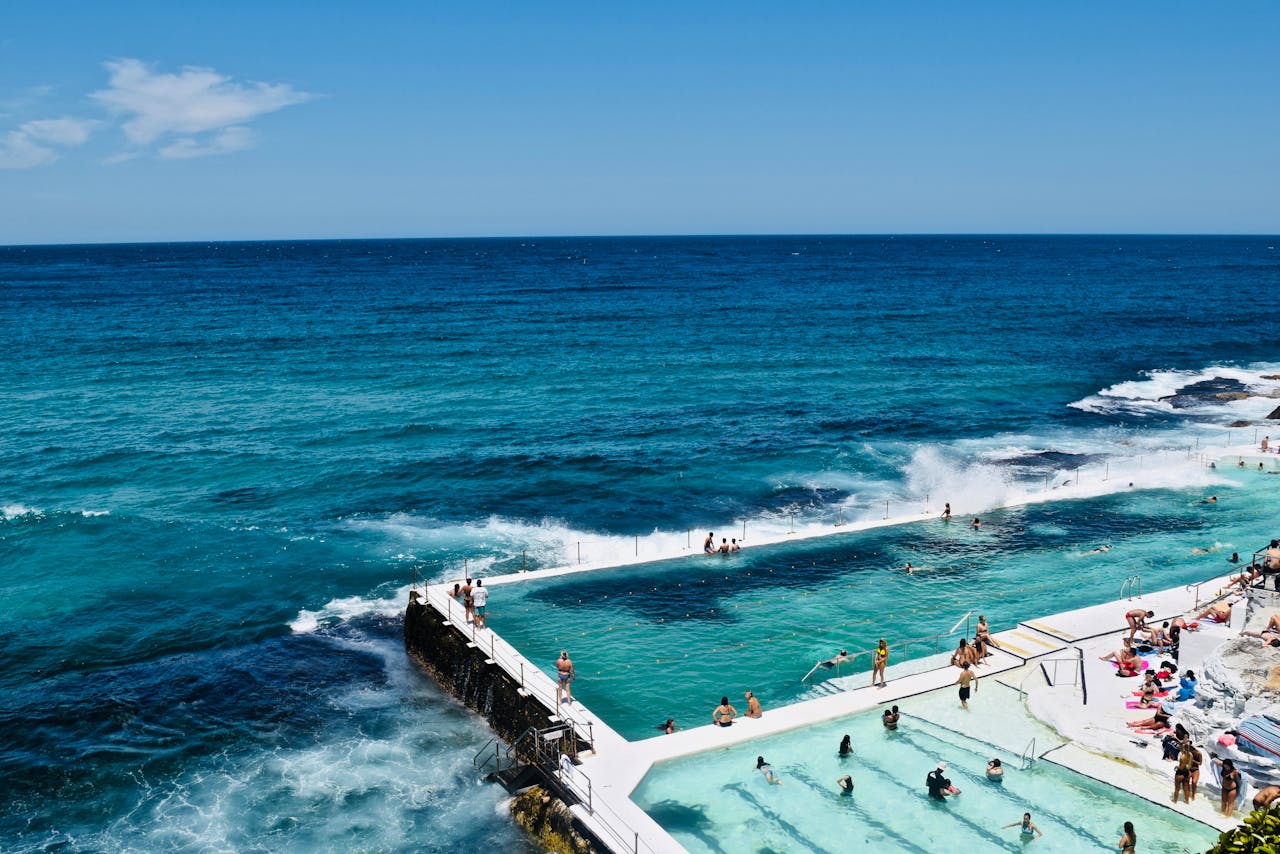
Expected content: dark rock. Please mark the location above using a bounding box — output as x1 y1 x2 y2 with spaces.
1262 374 1280 380
1230 421 1253 428
1160 376 1250 409
1268 406 1280 421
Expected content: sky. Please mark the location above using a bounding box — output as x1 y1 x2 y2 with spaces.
1 2 1278 244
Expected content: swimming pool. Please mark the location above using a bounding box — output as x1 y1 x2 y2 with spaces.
487 474 1272 738
631 686 1216 853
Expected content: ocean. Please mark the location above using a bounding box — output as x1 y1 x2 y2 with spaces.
1 235 1278 852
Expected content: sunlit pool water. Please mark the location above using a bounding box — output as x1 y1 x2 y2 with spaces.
632 683 1216 853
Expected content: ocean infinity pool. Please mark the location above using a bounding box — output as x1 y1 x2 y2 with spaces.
631 690 1216 853
488 474 1273 739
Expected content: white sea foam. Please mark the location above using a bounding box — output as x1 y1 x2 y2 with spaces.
1 503 42 520
80 509 110 517
1069 362 1280 417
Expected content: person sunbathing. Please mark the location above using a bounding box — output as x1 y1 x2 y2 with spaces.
1101 639 1142 675
1230 567 1262 591
1197 602 1232 623
1127 702 1173 731
1138 622 1173 650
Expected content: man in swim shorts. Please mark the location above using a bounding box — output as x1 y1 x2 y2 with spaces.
955 663 976 709
555 650 575 704
1126 608 1155 641
703 532 715 554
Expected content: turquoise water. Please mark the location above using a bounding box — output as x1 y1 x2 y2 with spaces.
632 685 1217 853
3 236 1279 850
492 468 1275 739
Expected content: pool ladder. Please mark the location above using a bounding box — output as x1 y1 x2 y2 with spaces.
1020 737 1037 770
1120 574 1142 601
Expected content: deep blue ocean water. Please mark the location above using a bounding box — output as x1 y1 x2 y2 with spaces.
2 235 1278 851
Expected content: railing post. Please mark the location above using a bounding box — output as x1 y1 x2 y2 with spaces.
521 549 527 572
635 535 639 556
884 499 889 519
521 661 525 688
588 776 593 813
577 541 581 564
589 721 595 754
742 519 747 540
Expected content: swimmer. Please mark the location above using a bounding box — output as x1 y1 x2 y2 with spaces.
744 690 763 718
926 762 959 800
658 718 675 734
941 502 951 521
838 734 852 757
819 650 850 671
1203 495 1218 504
986 758 1004 782
712 696 737 727
1239 457 1246 468
882 705 900 730
719 538 730 555
1119 821 1137 854
730 538 741 552
755 756 781 785
1191 544 1220 555
1001 813 1042 841
971 517 981 529
1089 544 1113 554
836 774 854 796
904 561 913 575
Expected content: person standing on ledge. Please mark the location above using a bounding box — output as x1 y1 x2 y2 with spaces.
461 577 474 624
555 650 575 704
872 639 889 688
471 578 488 628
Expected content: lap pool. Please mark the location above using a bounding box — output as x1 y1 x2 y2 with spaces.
631 686 1216 853
487 476 1271 739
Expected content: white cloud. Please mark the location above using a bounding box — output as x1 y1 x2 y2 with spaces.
91 58 309 157
159 126 254 159
0 116 98 169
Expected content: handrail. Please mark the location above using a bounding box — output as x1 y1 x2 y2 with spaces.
554 761 658 854
1020 737 1037 770
427 585 598 750
1120 574 1142 600
802 610 974 685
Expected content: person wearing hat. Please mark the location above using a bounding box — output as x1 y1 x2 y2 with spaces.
926 762 959 800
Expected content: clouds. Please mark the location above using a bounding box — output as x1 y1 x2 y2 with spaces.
0 117 99 168
0 59 309 169
91 59 309 156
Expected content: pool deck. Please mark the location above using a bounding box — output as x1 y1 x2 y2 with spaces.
425 564 1247 852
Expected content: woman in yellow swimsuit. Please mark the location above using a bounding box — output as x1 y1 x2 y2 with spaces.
872 639 888 688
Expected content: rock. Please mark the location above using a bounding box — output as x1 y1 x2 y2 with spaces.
1263 374 1280 380
1216 392 1250 402
1269 406 1280 421
1230 420 1253 428
1160 376 1250 409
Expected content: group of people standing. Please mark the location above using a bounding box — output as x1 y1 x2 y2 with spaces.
450 577 489 628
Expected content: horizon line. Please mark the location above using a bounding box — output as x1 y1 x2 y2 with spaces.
4 231 1280 250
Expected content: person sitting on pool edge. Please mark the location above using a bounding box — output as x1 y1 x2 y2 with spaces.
882 705 900 730
713 696 737 727
744 690 763 718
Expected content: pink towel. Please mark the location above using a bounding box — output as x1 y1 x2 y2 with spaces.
1125 700 1160 709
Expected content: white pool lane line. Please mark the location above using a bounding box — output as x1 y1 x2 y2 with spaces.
424 569 1242 854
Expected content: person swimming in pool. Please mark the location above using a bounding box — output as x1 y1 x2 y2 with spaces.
756 756 781 785
712 696 737 727
838 734 852 757
836 774 854 796
1001 812 1042 841
882 705 900 730
986 758 1004 782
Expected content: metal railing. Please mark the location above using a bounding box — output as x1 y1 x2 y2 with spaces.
429 585 597 751
1020 737 1037 770
1120 574 1142 600
553 762 659 854
801 610 973 685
